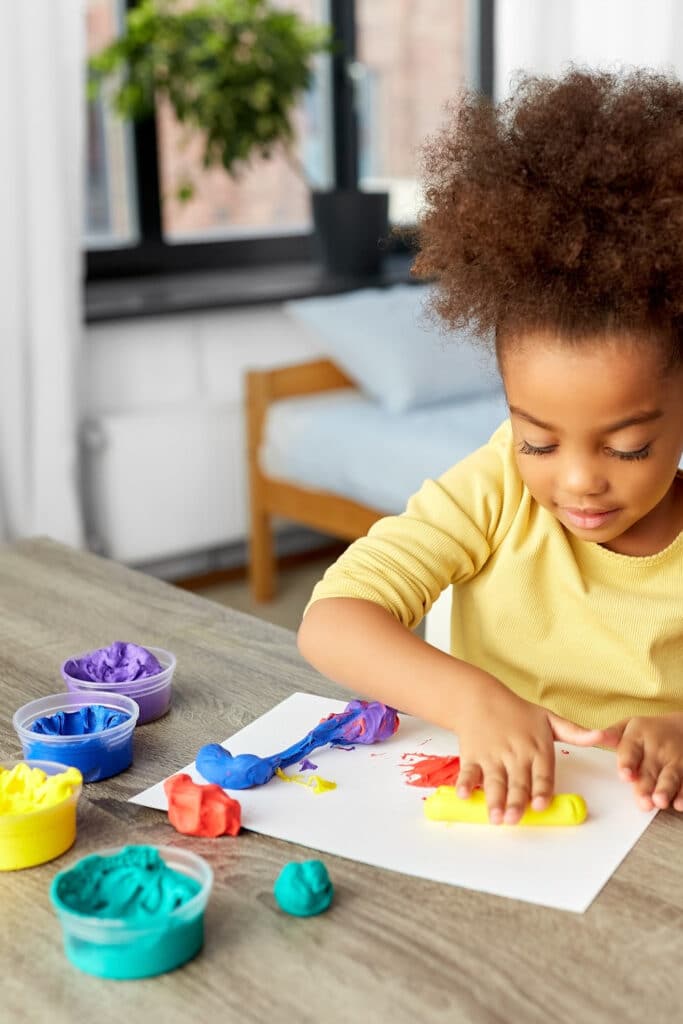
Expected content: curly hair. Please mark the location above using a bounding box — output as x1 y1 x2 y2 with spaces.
413 67 683 361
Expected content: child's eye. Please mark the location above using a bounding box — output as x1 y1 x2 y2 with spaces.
606 444 651 461
519 440 556 456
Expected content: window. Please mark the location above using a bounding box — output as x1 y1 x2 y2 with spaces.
355 0 471 224
85 0 493 279
159 0 333 241
85 0 139 248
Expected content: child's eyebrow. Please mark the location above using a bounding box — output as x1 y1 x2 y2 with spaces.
508 406 664 433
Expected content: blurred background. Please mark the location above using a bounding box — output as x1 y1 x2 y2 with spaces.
2 0 682 630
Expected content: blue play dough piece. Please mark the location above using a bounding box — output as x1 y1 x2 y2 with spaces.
196 706 370 789
273 860 334 917
196 744 274 788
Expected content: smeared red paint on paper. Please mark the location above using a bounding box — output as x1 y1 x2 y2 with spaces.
401 754 461 788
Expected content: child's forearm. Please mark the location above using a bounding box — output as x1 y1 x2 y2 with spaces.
297 597 497 732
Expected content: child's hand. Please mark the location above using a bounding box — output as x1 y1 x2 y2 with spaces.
602 713 683 811
455 675 609 824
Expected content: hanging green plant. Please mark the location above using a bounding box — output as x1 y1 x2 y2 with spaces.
88 0 332 183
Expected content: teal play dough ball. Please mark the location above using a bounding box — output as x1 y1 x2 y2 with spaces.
273 859 334 917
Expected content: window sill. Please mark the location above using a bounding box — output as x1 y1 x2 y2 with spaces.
85 253 417 324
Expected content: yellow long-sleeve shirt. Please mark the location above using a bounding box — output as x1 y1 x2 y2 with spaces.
306 420 683 729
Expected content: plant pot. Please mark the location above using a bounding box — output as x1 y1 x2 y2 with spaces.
311 189 390 277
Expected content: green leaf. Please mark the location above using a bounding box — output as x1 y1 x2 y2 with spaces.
89 0 332 182
176 181 195 202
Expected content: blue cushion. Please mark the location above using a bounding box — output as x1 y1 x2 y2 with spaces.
284 285 500 413
261 389 509 512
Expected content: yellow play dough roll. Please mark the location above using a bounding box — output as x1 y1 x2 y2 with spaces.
424 786 587 826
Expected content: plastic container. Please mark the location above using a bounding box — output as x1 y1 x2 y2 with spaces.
0 760 82 870
12 692 138 782
61 647 175 725
50 845 213 979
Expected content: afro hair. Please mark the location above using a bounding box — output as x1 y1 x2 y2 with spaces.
413 66 683 360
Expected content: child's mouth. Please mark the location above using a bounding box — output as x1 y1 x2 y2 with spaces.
561 507 620 530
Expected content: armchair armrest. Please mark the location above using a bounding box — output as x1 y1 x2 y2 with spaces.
245 358 358 602
246 358 354 496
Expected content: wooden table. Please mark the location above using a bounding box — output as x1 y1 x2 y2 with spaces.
1 539 681 1024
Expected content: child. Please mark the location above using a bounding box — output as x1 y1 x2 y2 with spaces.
297 68 683 825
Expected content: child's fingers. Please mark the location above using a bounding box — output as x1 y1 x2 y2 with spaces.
547 712 609 747
481 766 508 825
651 764 681 810
632 766 658 810
598 722 628 749
530 751 555 811
456 760 482 800
502 770 531 824
672 783 683 813
616 733 644 782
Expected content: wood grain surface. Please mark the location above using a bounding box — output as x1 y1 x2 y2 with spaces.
1 538 681 1024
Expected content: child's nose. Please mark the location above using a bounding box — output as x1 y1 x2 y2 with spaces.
559 458 608 497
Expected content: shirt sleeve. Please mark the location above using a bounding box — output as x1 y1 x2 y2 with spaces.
305 420 523 630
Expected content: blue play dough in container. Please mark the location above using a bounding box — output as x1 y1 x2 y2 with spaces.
30 705 129 735
50 845 213 980
12 693 138 782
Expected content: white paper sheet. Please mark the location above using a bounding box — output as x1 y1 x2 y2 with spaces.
130 692 657 912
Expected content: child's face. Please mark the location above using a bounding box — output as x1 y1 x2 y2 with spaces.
501 333 683 555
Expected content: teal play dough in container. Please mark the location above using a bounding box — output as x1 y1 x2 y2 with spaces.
12 692 138 782
50 845 213 979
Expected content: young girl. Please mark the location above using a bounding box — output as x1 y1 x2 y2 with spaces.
297 67 683 825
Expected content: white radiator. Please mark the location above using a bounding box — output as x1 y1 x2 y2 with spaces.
81 405 246 564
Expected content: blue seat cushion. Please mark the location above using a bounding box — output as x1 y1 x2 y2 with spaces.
260 388 509 513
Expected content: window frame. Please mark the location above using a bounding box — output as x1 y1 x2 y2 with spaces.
86 0 494 282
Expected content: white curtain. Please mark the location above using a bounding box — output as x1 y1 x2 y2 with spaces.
496 0 683 99
0 0 84 546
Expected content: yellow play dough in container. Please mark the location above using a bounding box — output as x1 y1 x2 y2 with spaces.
0 761 82 870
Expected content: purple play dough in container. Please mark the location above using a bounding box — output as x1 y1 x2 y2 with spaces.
63 642 163 684
61 645 176 725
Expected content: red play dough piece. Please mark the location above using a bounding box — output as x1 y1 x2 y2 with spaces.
163 772 241 837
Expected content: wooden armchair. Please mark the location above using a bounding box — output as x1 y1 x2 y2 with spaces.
245 358 386 601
